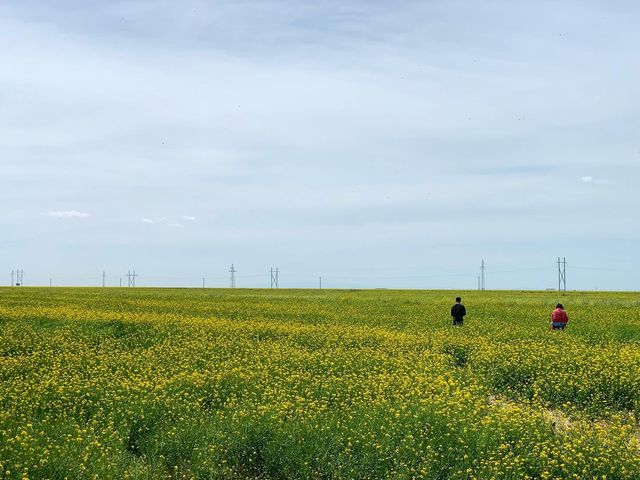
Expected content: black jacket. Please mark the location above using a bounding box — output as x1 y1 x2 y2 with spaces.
451 303 466 319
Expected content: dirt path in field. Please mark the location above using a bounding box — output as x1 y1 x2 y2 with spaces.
486 394 640 449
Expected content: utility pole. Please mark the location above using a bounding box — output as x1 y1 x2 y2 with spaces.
229 264 236 288
202 277 205 289
319 276 322 289
557 257 567 292
102 270 106 288
49 277 52 287
480 260 486 291
119 277 122 288
126 270 138 288
11 270 14 287
477 275 481 291
270 267 279 289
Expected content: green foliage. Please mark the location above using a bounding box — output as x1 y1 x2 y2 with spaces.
0 288 639 479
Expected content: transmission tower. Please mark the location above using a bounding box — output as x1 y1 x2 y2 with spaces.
270 267 279 289
319 276 322 289
229 264 237 288
12 269 24 286
126 270 138 288
557 257 567 292
102 270 106 287
480 260 486 291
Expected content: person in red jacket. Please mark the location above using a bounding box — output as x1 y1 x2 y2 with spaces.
550 303 569 330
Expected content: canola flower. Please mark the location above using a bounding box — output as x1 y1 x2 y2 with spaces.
0 287 639 479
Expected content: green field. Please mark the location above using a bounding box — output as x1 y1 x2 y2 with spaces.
1 288 640 479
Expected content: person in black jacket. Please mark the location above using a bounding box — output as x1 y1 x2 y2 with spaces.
451 297 466 326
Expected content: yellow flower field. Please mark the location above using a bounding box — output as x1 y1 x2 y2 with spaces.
1 288 639 479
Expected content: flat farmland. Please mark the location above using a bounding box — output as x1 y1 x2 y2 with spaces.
1 288 640 479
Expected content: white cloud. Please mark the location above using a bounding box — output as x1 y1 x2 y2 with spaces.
141 218 155 223
48 210 91 219
181 215 196 221
581 176 611 185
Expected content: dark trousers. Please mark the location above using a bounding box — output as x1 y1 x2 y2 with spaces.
453 317 464 326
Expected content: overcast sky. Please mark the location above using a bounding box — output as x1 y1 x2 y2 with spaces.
1 0 639 290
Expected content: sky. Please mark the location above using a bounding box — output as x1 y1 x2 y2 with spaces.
1 0 639 290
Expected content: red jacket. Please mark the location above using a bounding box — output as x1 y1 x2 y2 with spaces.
551 308 569 324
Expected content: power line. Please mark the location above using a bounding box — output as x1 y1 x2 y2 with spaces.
145 275 229 281
569 265 639 273
489 267 548 274
320 271 473 280
11 261 637 290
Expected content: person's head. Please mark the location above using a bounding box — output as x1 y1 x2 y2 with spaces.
556 303 564 309
455 297 461 303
